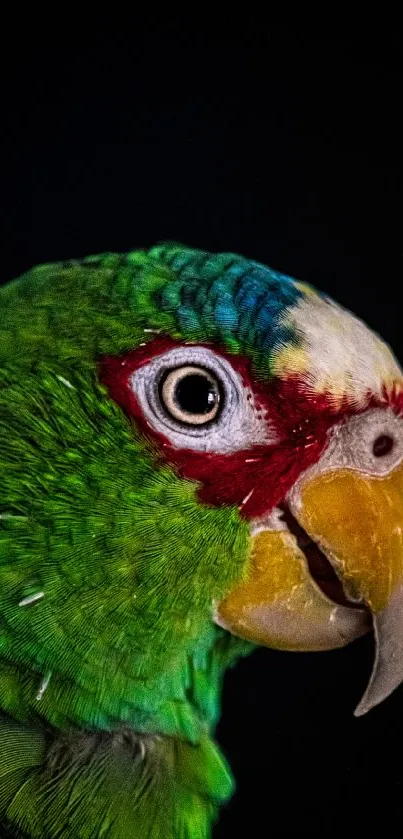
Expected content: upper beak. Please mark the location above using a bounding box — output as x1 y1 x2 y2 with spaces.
215 462 403 715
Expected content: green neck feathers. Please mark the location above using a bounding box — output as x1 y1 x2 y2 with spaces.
0 630 251 838
0 358 252 836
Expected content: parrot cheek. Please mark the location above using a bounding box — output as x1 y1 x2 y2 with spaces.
214 526 369 653
290 462 403 714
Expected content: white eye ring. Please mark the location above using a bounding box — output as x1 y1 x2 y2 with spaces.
159 365 222 426
129 345 275 453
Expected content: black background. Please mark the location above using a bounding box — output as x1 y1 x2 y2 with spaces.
2 18 403 837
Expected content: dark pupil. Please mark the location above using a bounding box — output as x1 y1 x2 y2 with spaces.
174 374 218 415
372 434 394 457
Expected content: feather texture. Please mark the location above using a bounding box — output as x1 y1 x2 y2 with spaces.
1 245 400 837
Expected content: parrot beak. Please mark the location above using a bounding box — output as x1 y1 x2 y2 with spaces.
215 462 403 715
293 462 403 716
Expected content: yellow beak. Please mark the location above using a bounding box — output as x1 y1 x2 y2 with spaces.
216 462 403 714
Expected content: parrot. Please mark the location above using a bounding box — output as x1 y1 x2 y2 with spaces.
0 243 403 838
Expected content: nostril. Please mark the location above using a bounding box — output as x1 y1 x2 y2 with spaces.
372 434 394 457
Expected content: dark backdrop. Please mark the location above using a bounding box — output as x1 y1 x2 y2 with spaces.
2 19 402 837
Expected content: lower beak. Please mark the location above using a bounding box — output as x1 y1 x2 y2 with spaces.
216 463 403 715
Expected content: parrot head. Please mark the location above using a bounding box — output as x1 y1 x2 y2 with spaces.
96 244 403 718
1 244 403 837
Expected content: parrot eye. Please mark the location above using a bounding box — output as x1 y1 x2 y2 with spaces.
159 365 222 426
129 345 275 453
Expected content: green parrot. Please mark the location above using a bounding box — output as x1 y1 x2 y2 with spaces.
1 245 403 838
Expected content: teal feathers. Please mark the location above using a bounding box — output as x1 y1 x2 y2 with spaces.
0 245 304 376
